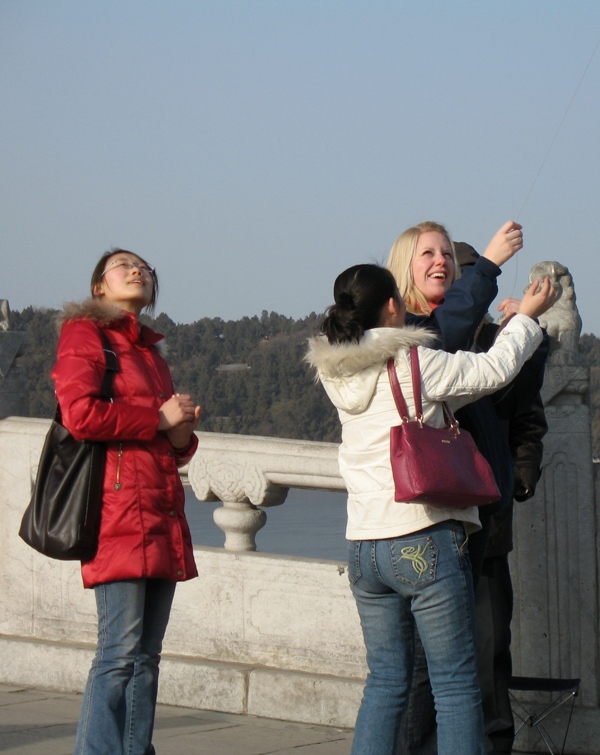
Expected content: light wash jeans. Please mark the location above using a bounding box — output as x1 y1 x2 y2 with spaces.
348 520 486 755
74 578 177 755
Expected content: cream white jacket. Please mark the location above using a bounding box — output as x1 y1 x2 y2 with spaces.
306 315 543 541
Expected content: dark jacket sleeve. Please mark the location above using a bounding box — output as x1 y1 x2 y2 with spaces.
507 393 548 501
484 394 549 558
405 256 501 353
475 323 549 501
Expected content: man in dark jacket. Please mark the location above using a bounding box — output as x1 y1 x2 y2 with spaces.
459 242 549 754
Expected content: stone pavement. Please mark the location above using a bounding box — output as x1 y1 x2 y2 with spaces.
0 684 536 754
0 684 354 754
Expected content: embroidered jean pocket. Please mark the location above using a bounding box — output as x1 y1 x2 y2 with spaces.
390 535 438 587
347 541 362 585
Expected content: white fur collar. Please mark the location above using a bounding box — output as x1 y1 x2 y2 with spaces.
305 326 437 378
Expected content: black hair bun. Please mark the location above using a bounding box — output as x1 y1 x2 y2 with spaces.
338 291 355 309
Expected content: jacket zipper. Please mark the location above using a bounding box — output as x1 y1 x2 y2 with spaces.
114 443 123 490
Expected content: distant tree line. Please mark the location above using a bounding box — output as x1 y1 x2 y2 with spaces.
10 306 600 455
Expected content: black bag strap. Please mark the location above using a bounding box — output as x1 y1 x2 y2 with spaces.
55 328 119 422
98 329 119 401
387 346 457 428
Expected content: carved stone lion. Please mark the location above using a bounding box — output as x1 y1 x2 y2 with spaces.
528 261 582 365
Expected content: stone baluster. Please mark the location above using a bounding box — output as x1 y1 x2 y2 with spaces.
188 452 287 551
187 433 344 551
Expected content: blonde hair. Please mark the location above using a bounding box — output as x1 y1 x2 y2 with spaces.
386 221 461 315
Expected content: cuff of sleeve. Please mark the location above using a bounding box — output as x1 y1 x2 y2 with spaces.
473 256 501 280
174 432 199 467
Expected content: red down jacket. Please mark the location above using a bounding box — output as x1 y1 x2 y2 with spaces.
51 299 199 588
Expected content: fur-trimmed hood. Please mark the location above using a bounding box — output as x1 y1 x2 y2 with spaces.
305 326 437 414
57 298 130 330
306 326 437 377
56 298 167 355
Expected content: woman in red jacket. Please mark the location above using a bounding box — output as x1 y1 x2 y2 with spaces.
52 248 201 755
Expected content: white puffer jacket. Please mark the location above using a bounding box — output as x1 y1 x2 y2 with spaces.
306 315 543 541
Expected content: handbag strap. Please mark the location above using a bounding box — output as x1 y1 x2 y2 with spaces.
387 346 458 429
98 329 119 401
387 356 410 421
55 328 119 422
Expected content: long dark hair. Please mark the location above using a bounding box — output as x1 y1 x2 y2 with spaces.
321 264 399 344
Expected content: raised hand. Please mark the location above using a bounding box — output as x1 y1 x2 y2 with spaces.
518 277 557 320
482 221 523 267
497 296 521 323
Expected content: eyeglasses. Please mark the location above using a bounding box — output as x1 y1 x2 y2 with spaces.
101 260 156 277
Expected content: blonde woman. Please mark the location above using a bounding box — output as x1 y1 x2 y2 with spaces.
386 222 547 754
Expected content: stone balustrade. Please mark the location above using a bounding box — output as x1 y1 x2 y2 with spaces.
1 403 599 750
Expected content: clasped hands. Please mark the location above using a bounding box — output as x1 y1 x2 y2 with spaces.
158 393 202 450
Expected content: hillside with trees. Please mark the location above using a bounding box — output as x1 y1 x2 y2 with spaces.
10 307 600 455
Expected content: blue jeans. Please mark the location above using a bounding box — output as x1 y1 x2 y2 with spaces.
74 578 177 755
348 521 486 755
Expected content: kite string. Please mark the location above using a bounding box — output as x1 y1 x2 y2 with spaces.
516 34 600 222
506 33 600 298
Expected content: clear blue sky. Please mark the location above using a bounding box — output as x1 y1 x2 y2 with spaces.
2 1 600 333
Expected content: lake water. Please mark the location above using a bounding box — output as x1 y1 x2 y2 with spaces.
185 486 349 561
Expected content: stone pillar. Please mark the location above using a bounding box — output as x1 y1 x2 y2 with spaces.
510 263 599 752
0 300 28 418
511 365 595 687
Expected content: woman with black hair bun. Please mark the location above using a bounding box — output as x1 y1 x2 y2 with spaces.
306 263 554 755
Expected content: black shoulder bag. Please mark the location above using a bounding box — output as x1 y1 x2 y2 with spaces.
19 329 119 561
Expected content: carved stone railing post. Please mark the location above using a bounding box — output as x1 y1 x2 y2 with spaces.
510 263 600 750
187 433 344 551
